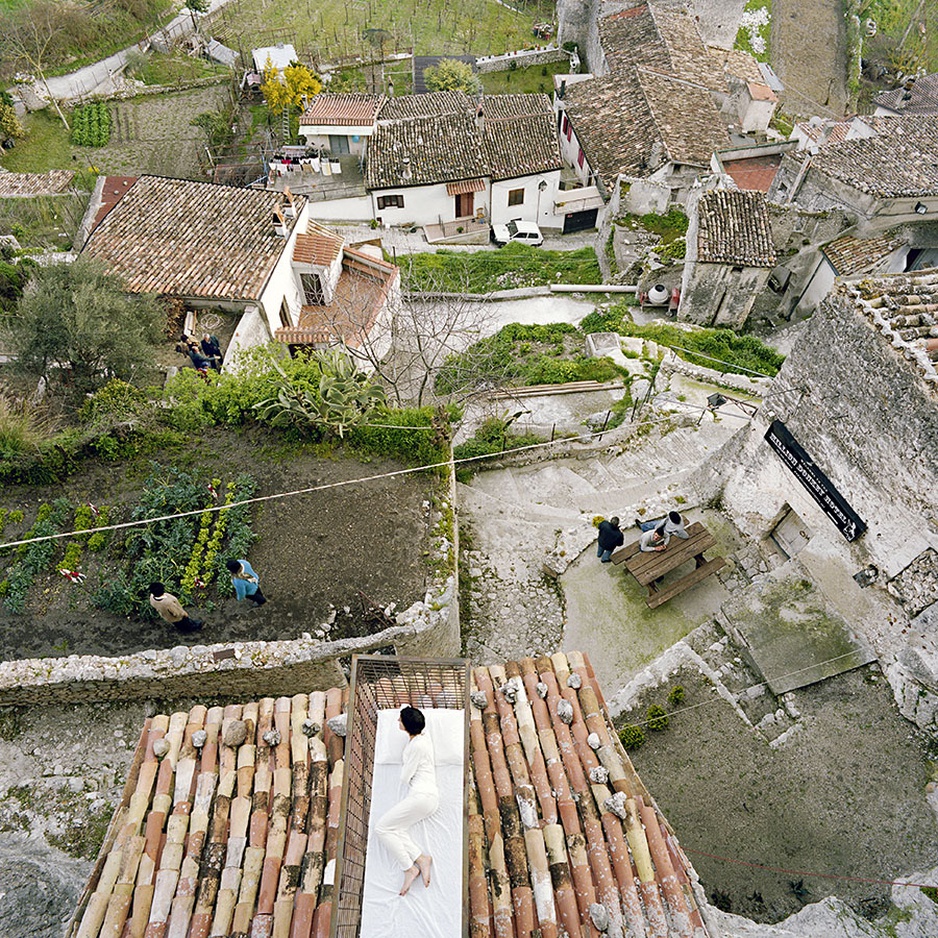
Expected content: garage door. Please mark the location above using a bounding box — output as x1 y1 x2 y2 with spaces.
563 209 598 233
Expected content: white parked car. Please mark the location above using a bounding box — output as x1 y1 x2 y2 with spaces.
491 219 544 247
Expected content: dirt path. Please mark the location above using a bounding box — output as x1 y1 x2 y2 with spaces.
771 0 850 118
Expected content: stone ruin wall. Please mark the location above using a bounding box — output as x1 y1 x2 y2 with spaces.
706 296 938 730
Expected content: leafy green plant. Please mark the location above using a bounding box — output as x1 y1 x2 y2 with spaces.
435 321 625 396
70 103 112 147
86 505 111 552
254 349 386 438
618 724 646 750
646 704 669 731
3 499 70 613
667 684 686 707
454 417 545 481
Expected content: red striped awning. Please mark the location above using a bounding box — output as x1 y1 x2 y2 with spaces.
446 177 486 196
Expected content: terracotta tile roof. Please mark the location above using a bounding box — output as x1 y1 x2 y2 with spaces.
299 93 385 126
92 175 138 230
822 233 907 276
369 93 560 188
294 221 344 266
82 175 306 301
873 73 938 115
720 153 782 192
637 67 732 166
707 46 764 84
794 116 860 147
467 652 706 938
377 90 472 122
804 116 938 196
563 72 658 188
747 80 777 102
482 94 562 182
366 110 485 189
72 689 350 938
72 651 706 938
599 4 667 74
647 5 727 91
838 269 938 392
277 248 397 347
0 169 75 196
697 189 776 266
599 3 727 91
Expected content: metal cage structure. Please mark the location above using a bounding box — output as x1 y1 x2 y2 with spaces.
332 655 470 938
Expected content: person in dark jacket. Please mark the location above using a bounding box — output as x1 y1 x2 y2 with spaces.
596 516 624 563
200 333 222 370
186 341 212 372
148 582 203 632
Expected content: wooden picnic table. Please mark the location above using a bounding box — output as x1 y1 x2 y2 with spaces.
610 521 725 608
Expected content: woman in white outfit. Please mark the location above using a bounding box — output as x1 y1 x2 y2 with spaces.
376 705 439 895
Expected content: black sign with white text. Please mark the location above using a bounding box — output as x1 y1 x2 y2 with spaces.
765 420 867 542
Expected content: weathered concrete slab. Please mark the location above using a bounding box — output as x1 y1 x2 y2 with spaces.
720 564 876 694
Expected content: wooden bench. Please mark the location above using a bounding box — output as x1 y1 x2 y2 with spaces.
610 521 725 607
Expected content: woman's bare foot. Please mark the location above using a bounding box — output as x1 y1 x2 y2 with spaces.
400 865 421 896
416 854 432 888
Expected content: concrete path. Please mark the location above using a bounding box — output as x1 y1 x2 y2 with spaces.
459 410 744 691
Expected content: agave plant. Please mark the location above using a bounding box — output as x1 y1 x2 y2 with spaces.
254 348 385 437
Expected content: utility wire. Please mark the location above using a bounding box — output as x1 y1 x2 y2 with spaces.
0 403 755 551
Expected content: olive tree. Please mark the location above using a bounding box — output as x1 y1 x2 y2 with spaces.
2 256 165 396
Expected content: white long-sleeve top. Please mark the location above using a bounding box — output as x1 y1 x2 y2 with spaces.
400 733 437 796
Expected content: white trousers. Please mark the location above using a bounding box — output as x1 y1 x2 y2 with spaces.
376 789 440 870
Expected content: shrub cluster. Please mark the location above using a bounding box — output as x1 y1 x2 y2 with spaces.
435 322 625 396
580 309 785 377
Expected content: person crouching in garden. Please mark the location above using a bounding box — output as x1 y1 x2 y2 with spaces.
149 582 203 632
226 558 267 606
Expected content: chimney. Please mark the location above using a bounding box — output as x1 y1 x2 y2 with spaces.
273 205 287 238
401 156 413 182
281 186 296 218
475 102 485 133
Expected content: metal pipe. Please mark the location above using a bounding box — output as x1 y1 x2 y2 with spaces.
549 284 637 294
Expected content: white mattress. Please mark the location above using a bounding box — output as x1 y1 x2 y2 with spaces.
359 708 465 938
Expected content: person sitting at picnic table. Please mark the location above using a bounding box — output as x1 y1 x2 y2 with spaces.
635 510 689 545
639 527 668 552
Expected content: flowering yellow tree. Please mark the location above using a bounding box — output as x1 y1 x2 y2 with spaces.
261 58 323 113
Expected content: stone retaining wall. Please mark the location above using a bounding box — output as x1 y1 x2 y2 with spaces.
475 48 570 74
0 575 458 705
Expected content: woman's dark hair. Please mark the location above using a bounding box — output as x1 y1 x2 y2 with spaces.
225 559 243 573
400 705 425 736
149 582 165 596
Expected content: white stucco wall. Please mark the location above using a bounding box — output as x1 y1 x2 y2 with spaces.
256 202 311 331
490 170 561 228
371 182 489 227
299 127 372 156
308 195 373 222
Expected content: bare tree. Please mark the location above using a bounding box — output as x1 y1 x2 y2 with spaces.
0 0 86 130
302 263 510 408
